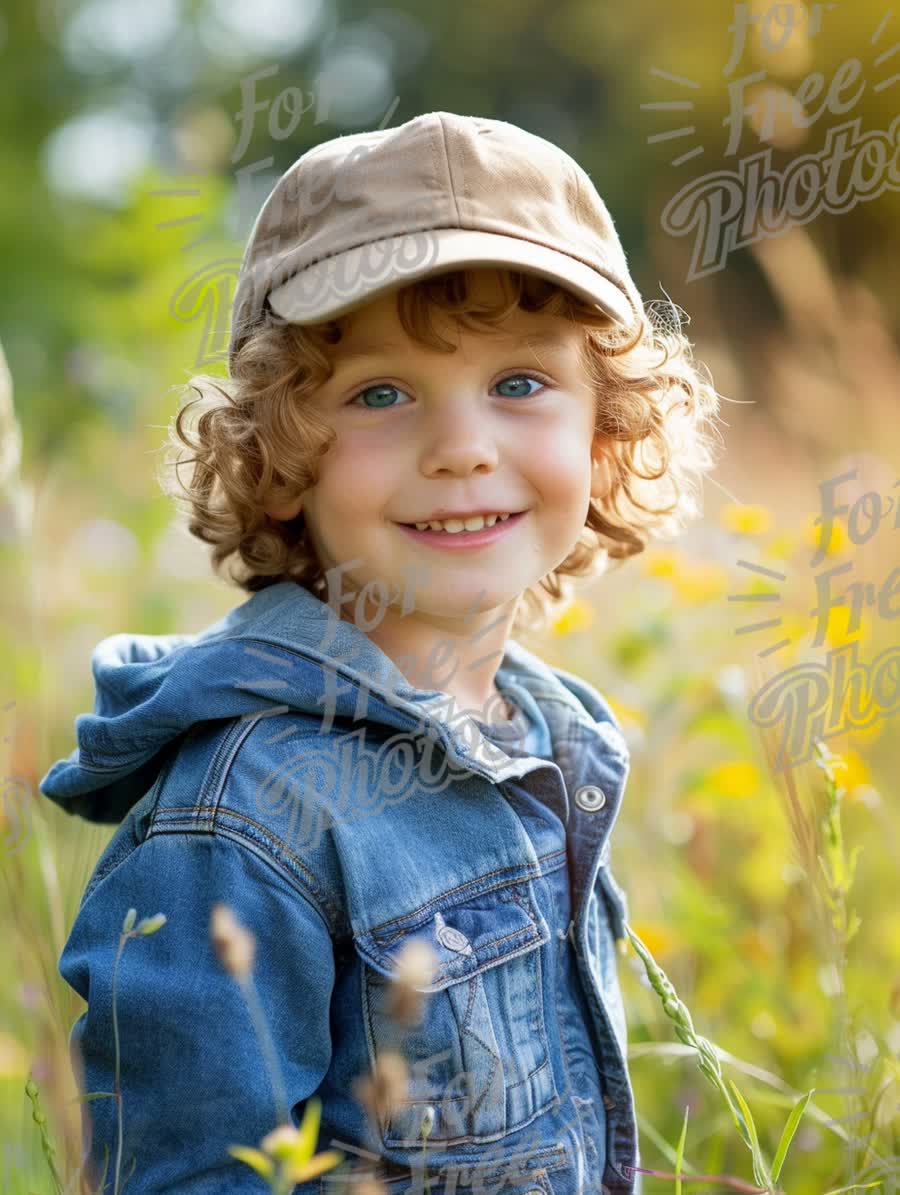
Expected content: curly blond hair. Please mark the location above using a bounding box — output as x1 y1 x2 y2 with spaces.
158 267 724 635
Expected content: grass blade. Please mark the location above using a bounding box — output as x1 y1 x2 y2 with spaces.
675 1104 689 1195
771 1088 815 1183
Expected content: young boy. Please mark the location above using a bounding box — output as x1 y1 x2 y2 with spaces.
41 112 720 1195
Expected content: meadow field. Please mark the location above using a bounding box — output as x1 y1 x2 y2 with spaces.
1 1 898 1190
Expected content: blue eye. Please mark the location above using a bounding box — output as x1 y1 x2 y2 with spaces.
347 373 547 408
494 374 544 398
350 383 410 409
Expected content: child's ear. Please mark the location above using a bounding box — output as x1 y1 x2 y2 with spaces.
590 434 615 502
263 494 304 521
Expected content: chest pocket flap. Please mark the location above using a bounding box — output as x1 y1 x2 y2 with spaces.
354 879 550 989
352 877 559 1147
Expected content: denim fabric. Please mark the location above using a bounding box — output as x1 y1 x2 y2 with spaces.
475 679 553 760
477 688 642 1195
41 581 641 1194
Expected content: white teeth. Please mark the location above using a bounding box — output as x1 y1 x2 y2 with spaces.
412 512 514 533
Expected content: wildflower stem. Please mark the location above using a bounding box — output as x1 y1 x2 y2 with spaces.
110 932 129 1195
625 925 775 1191
631 1164 770 1192
811 741 871 1183
238 973 290 1127
24 1077 65 1195
419 1108 433 1195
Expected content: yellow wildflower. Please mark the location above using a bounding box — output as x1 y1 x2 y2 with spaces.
720 503 772 535
229 1096 342 1185
627 921 675 959
671 562 729 605
606 696 646 731
833 748 870 801
642 550 681 579
550 598 594 636
778 610 811 651
819 601 871 651
707 760 760 799
804 515 847 558
762 530 797 560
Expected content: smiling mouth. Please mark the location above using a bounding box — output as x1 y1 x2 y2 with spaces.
392 511 529 548
397 511 526 531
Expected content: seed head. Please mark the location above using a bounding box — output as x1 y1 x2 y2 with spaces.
210 903 256 979
354 1179 388 1195
260 1124 299 1156
353 1050 409 1126
386 938 439 1026
136 913 167 936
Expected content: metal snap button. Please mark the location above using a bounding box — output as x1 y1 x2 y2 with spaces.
525 1188 544 1195
439 926 468 951
434 911 471 953
574 784 607 812
419 1105 436 1139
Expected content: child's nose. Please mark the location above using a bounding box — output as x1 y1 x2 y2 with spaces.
418 397 501 476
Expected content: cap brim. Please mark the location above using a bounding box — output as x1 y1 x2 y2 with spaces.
266 228 636 328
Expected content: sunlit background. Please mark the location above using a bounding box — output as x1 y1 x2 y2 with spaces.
1 0 898 1190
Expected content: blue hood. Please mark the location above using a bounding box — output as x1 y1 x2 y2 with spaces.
39 580 627 825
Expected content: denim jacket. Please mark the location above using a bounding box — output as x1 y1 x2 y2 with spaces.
41 581 641 1195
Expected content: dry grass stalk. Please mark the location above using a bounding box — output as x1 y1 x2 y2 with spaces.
210 902 256 979
385 938 440 1027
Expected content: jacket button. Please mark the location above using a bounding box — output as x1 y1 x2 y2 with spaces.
435 913 471 953
439 926 469 951
574 784 607 812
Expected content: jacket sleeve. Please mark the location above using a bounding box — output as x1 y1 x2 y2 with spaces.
59 832 336 1194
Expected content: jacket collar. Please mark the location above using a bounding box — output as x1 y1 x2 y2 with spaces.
40 581 628 823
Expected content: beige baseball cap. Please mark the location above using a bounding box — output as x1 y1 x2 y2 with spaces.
228 110 645 372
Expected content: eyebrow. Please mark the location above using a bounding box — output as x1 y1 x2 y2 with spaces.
329 332 573 370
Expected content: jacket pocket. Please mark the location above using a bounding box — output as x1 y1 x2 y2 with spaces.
320 1139 569 1195
354 877 559 1147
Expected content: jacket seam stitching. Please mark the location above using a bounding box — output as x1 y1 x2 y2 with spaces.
377 909 538 955
197 716 263 820
146 814 333 922
367 850 566 937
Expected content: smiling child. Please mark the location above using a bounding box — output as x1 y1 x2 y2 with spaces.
42 111 722 1195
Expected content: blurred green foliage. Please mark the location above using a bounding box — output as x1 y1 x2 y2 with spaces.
1 0 898 1191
